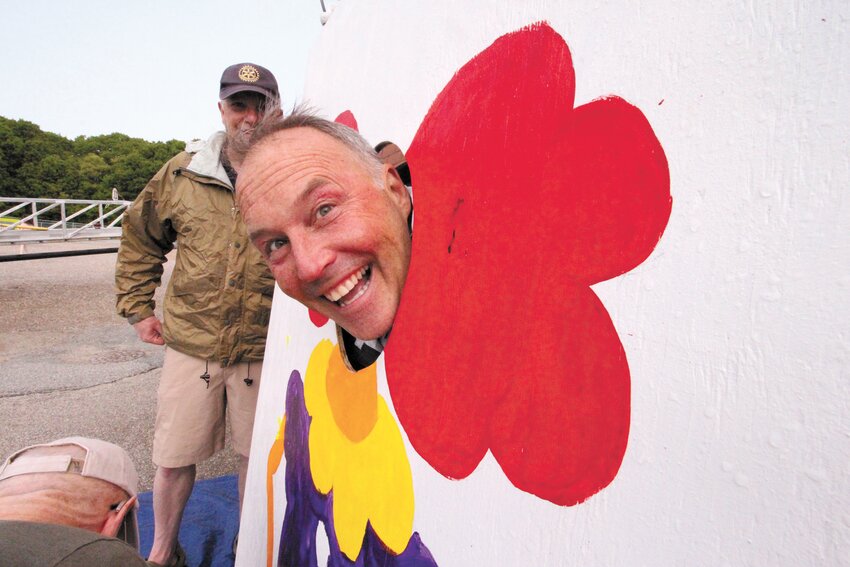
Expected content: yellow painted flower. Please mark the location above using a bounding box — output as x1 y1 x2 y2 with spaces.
304 339 414 560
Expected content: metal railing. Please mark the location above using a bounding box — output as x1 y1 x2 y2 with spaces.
0 197 131 245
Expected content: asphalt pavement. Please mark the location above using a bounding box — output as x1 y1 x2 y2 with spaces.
0 241 240 490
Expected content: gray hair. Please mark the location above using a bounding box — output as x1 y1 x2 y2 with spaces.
235 102 385 184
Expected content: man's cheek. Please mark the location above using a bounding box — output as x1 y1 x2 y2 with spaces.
270 269 291 295
275 273 309 305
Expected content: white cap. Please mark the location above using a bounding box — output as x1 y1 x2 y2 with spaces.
0 437 140 549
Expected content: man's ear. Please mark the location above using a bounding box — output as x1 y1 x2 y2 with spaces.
384 165 411 218
100 495 136 538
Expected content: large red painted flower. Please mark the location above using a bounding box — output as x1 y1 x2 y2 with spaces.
384 22 671 505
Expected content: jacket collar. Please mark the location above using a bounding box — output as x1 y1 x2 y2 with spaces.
184 131 232 189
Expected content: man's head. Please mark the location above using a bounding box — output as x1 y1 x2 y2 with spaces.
237 110 412 341
0 437 139 548
218 63 279 145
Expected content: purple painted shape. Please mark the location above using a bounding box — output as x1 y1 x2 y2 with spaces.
278 371 439 567
279 370 322 567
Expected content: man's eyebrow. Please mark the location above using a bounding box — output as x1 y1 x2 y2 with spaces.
247 226 273 243
246 179 328 243
295 178 328 206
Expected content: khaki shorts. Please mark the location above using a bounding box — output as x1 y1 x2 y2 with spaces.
153 347 262 467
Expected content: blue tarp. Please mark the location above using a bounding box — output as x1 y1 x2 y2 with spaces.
138 475 240 567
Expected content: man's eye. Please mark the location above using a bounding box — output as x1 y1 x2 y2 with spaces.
317 204 333 218
268 238 288 253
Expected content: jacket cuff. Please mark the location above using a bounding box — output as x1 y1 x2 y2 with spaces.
127 310 154 325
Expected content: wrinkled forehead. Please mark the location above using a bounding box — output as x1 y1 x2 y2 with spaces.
257 126 355 159
239 128 368 204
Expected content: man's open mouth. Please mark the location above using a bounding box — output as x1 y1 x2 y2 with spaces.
324 266 371 307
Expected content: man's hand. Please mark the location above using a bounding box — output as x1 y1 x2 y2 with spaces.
132 316 165 345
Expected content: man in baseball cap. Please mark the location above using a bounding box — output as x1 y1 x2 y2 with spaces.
217 62 280 152
0 436 148 566
116 62 279 566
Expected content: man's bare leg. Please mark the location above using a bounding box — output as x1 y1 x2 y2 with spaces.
231 455 251 555
148 464 196 565
237 454 249 514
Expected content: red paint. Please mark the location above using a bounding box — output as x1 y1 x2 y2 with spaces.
335 110 358 130
308 309 329 327
385 22 671 506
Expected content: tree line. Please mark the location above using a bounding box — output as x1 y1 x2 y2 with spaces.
0 115 185 202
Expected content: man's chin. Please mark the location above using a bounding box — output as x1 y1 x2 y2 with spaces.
227 129 254 146
312 299 394 341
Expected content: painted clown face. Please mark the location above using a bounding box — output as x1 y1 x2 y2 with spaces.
238 127 412 340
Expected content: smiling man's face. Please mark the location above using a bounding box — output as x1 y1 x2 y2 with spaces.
238 127 412 340
218 91 266 144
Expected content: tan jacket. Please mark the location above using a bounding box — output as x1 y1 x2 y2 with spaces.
115 132 274 365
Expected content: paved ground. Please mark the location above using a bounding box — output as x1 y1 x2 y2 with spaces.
0 241 239 490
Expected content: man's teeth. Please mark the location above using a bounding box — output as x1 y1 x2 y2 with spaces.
324 267 368 303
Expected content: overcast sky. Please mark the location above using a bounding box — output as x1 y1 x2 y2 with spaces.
0 0 327 142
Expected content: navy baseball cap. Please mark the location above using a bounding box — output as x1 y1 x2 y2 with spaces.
220 63 279 100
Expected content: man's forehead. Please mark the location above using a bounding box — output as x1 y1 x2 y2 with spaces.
241 128 372 212
248 128 334 172
251 128 366 178
262 126 344 152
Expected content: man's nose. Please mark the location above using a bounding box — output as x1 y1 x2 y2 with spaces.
292 234 334 284
244 106 260 125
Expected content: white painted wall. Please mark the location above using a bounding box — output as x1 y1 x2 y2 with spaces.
240 2 850 565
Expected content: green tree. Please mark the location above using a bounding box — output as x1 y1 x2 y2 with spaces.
0 115 185 201
78 153 109 200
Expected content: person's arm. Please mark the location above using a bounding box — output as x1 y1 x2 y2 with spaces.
115 159 178 344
